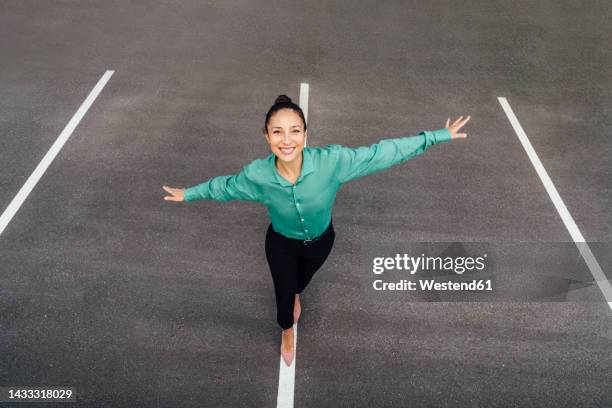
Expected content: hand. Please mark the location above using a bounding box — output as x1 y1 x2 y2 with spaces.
445 115 471 139
163 185 185 202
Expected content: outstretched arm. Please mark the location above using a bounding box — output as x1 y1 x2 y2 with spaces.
333 115 470 184
163 164 261 203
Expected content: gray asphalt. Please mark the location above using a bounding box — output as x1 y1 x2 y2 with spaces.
1 0 611 407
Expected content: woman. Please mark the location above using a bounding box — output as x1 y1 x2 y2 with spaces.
163 95 470 366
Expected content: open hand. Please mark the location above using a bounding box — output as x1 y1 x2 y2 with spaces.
163 185 185 202
445 115 471 139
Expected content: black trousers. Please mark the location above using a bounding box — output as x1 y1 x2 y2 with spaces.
265 219 335 330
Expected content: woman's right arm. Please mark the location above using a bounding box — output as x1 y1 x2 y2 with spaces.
184 168 260 202
164 163 261 203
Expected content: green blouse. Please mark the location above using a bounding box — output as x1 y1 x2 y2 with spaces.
184 128 452 240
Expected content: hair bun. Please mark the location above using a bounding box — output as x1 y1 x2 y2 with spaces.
274 94 292 104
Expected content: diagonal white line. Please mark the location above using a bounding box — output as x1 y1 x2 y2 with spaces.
0 70 114 237
498 96 612 312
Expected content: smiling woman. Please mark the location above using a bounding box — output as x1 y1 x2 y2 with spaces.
263 95 308 185
162 94 471 367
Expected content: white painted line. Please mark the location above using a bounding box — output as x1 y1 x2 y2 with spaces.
498 96 612 312
276 82 309 408
276 323 297 408
0 70 114 237
300 83 309 147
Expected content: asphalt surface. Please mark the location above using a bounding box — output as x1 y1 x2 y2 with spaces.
1 1 611 407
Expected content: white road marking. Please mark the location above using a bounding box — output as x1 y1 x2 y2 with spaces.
0 70 114 237
276 83 309 408
300 83 309 147
498 96 612 312
276 323 298 408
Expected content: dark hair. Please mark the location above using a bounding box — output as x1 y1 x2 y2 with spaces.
264 94 307 132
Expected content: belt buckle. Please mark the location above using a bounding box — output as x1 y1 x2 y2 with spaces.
303 239 313 246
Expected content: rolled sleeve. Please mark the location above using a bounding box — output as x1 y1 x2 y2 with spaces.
332 128 452 184
431 127 452 143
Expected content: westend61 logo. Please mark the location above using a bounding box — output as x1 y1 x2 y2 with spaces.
372 253 492 292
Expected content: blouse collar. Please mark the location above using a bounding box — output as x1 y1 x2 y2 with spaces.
268 147 315 186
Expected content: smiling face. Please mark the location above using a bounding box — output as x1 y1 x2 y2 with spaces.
263 108 307 163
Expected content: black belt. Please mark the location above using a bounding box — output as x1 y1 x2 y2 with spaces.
302 220 333 246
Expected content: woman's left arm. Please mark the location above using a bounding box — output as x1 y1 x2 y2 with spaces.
332 115 471 184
